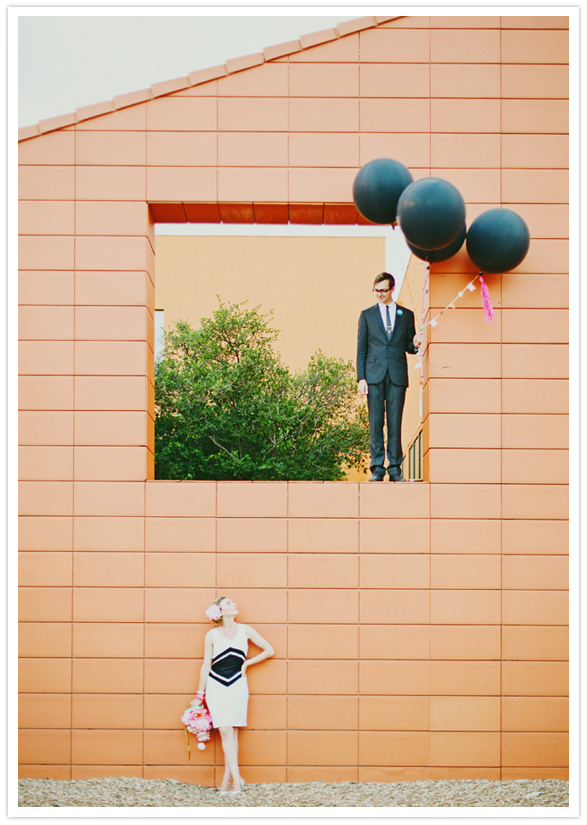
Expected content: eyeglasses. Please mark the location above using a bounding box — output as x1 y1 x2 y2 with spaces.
373 287 392 295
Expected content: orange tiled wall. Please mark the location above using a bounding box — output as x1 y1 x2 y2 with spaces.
18 15 568 781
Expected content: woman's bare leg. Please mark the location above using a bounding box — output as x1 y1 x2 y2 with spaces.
232 729 242 791
233 728 239 783
218 726 241 791
220 759 231 792
219 729 232 791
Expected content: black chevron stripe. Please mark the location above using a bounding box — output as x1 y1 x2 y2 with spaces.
209 670 243 687
210 647 246 686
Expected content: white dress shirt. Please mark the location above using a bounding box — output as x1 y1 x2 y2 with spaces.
378 300 397 334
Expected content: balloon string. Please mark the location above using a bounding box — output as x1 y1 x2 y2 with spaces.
418 352 452 370
407 266 489 392
401 265 419 319
418 273 481 333
422 259 430 325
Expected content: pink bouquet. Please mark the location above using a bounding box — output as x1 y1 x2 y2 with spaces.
181 700 213 757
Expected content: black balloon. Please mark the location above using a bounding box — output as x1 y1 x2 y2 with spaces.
352 158 413 225
466 208 530 273
397 177 466 251
407 223 467 263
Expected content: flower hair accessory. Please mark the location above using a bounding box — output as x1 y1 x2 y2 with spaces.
205 603 222 622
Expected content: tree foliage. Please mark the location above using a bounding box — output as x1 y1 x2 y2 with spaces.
155 301 369 481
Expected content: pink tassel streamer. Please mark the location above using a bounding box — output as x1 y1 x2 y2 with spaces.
478 274 496 323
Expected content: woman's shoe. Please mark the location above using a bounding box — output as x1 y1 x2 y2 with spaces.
231 778 245 794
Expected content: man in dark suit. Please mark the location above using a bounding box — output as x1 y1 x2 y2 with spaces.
357 272 423 482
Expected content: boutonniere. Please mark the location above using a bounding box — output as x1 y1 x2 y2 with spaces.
397 308 403 316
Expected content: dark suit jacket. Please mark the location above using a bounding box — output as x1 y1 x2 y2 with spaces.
356 303 418 386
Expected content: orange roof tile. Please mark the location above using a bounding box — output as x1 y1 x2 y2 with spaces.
150 76 191 98
75 100 114 121
113 89 153 109
263 40 303 61
187 65 228 85
299 27 339 49
225 52 265 74
37 112 77 134
337 17 379 35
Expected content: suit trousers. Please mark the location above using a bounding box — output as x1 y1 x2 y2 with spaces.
367 372 406 472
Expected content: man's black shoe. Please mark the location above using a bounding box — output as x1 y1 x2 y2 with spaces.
388 470 405 482
368 469 386 482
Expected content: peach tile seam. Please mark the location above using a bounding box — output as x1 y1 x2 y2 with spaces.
356 480 359 769
286 51 290 207
143 479 147 776
70 125 76 780
499 18 503 779
428 16 432 173
285 481 290 772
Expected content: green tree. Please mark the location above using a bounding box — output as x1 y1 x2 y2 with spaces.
155 300 369 481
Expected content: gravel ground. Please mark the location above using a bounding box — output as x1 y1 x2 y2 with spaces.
18 777 569 808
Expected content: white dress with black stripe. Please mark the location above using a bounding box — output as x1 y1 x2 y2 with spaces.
205 624 249 728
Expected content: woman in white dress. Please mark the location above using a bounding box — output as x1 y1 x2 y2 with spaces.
192 596 274 793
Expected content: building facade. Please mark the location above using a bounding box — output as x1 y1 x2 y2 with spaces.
18 14 569 782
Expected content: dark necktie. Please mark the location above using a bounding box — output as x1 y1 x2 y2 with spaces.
386 304 392 339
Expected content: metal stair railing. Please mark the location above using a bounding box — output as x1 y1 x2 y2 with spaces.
401 427 423 481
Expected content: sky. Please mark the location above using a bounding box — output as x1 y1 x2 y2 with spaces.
17 11 362 127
